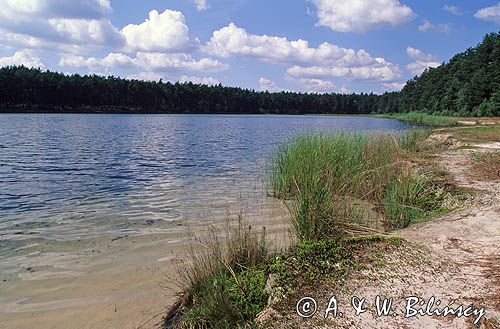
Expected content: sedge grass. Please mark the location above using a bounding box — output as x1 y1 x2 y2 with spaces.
270 132 438 240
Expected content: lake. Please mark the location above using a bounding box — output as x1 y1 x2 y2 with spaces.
0 114 410 267
0 114 413 328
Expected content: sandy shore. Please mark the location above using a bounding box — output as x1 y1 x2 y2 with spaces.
255 126 500 328
335 134 500 328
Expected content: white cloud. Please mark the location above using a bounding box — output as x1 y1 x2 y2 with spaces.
59 52 228 74
474 3 500 24
418 20 452 34
339 86 350 94
122 10 191 52
127 71 165 81
135 52 227 72
59 53 135 70
406 47 435 62
297 78 335 93
179 75 219 85
193 0 208 11
382 82 405 91
205 23 401 82
417 20 433 32
205 23 376 65
0 0 122 47
0 0 111 20
48 18 122 46
287 60 401 82
443 5 463 16
406 47 441 75
259 77 283 92
310 0 415 33
0 50 44 68
0 4 199 52
0 29 43 49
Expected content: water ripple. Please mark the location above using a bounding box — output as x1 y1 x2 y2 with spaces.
0 114 410 253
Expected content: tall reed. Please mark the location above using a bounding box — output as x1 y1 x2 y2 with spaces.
270 132 429 240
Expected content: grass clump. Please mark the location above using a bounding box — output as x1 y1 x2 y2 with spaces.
270 132 449 238
166 216 270 329
383 168 456 228
270 133 399 240
383 169 426 228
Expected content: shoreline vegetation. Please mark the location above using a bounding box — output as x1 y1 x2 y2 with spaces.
163 120 500 328
0 33 499 117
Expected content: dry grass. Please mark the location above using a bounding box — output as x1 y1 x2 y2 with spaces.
471 151 500 181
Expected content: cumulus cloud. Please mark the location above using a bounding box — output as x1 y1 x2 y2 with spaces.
0 50 44 68
127 71 165 81
406 47 441 75
0 0 123 47
297 78 335 93
418 20 452 34
474 3 500 24
310 0 415 33
0 29 44 49
59 53 135 70
179 75 219 85
59 52 228 74
287 59 401 82
205 23 401 82
339 86 350 94
0 0 111 20
122 10 191 52
204 23 373 65
135 52 227 72
443 5 463 16
0 3 200 52
49 18 122 45
259 77 283 92
382 82 405 91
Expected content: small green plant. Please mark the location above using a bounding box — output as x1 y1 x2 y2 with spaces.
269 239 353 298
168 216 271 329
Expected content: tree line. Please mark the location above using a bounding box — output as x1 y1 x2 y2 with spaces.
400 32 499 117
0 33 498 116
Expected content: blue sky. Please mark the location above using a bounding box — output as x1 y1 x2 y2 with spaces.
0 0 499 94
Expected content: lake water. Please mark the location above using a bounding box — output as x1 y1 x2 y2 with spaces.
0 114 411 265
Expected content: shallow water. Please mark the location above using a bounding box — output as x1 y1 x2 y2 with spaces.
0 114 410 265
0 114 412 328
